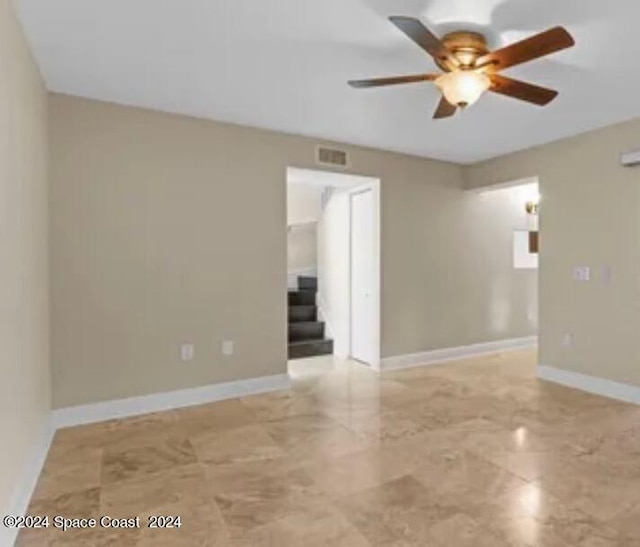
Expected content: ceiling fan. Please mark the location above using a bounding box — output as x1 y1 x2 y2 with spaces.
348 17 575 119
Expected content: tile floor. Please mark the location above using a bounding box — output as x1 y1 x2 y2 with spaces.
16 349 640 546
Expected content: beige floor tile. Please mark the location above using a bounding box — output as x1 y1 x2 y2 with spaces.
240 389 326 421
462 423 566 455
49 529 98 547
336 475 457 545
393 391 511 430
32 448 103 500
477 448 564 481
234 504 370 547
467 481 624 547
135 502 231 547
27 486 101 520
53 410 180 452
206 457 327 535
22 349 640 546
101 436 197 484
93 527 140 547
173 399 257 437
261 412 371 463
428 513 510 547
19 487 101 546
191 423 285 466
329 406 430 446
302 446 403 498
410 448 527 506
100 462 211 518
609 503 640 544
15 529 51 547
534 457 640 521
100 461 231 544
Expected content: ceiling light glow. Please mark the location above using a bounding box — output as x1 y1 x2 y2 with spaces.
435 70 491 108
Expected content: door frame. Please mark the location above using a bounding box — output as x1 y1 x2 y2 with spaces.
285 167 381 370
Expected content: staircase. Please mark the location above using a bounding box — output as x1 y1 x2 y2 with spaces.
288 276 334 359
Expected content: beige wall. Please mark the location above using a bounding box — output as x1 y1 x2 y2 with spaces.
0 0 50 519
466 118 640 387
49 93 537 408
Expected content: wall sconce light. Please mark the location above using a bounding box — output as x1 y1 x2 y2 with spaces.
524 201 540 215
525 200 539 215
525 193 540 254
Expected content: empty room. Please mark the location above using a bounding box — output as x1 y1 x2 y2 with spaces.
2 0 640 545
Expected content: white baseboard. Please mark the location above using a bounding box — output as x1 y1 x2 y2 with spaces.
3 419 55 547
52 373 291 429
538 365 640 404
381 336 538 371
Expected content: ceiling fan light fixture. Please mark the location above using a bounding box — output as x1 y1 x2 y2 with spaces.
435 70 491 108
348 18 574 119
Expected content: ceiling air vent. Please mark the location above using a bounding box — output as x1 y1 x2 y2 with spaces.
316 146 349 168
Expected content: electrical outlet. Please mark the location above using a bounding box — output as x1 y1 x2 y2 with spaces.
181 343 194 362
573 266 590 282
561 333 573 348
222 339 234 356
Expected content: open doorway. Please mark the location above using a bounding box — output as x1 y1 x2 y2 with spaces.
286 167 380 369
470 177 540 338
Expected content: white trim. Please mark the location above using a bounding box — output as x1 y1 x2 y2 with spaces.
52 373 291 428
3 419 55 547
538 365 640 404
381 336 538 371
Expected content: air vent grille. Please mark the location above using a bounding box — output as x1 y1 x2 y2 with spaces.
316 146 349 168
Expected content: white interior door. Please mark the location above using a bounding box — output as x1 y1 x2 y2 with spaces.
350 189 375 365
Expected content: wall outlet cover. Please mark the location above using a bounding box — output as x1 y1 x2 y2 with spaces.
181 343 194 362
573 266 590 282
222 339 234 356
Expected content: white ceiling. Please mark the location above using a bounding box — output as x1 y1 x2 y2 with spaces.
14 0 640 163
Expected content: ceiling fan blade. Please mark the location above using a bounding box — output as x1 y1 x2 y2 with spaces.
433 96 457 119
348 74 439 88
389 16 457 69
477 26 574 72
489 74 558 105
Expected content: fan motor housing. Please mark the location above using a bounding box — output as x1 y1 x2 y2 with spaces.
437 31 490 70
